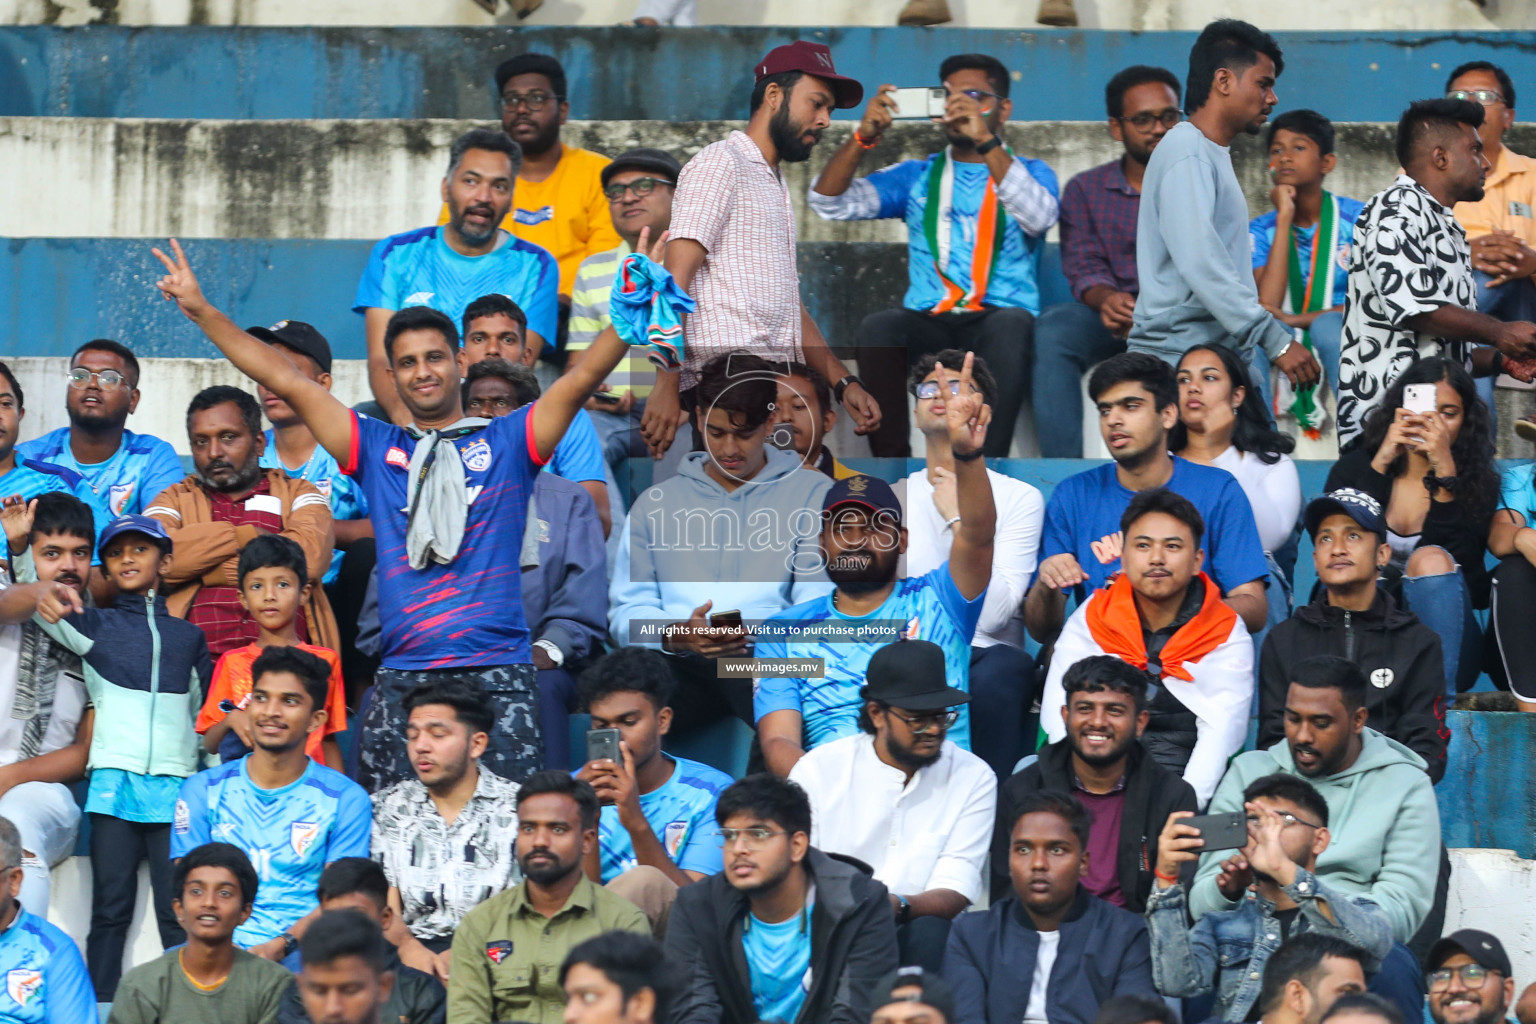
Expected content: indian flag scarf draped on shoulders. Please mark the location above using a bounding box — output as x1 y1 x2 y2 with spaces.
923 146 1006 314
1276 191 1340 439
1084 572 1237 682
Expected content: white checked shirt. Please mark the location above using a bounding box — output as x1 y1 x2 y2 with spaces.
789 733 996 904
670 130 802 389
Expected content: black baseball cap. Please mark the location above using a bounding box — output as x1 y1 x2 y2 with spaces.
861 640 970 712
823 474 902 519
1304 488 1385 539
247 320 333 375
1429 930 1513 977
601 148 683 190
872 967 955 1022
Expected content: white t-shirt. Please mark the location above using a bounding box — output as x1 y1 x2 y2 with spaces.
0 623 88 765
1207 446 1301 555
1024 929 1062 1024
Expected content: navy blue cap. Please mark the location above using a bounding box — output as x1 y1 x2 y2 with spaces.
1305 488 1385 539
98 514 172 553
823 474 902 519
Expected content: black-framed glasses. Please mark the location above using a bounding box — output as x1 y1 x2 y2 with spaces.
885 708 960 734
501 90 561 112
712 828 793 849
1245 812 1322 830
67 368 127 391
1119 108 1184 131
914 379 978 400
1447 89 1505 107
603 176 673 201
1427 964 1498 990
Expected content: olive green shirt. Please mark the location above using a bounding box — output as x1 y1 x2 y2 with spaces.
446 875 650 1024
107 947 294 1024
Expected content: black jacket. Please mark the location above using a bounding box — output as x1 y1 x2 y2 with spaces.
277 951 445 1024
1325 448 1496 607
1259 589 1448 782
992 741 1198 912
666 847 899 1024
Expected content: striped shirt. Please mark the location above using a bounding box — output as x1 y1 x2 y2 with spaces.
567 242 653 398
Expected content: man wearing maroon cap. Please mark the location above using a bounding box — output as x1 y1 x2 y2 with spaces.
638 41 883 459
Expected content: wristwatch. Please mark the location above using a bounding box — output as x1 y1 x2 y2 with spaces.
279 932 300 958
975 134 1003 155
833 374 865 404
533 639 565 667
894 894 912 925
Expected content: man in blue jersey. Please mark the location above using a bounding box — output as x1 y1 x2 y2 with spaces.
172 646 372 967
1023 352 1270 645
153 231 645 794
16 339 183 524
755 353 994 778
0 816 95 1023
0 362 88 513
810 53 1060 458
355 128 559 426
575 647 732 932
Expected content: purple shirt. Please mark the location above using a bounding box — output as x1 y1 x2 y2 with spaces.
1059 158 1141 302
1073 786 1127 908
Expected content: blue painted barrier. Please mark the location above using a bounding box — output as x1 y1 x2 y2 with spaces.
0 27 1531 122
1438 711 1536 858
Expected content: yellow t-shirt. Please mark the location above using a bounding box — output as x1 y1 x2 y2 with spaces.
1454 146 1536 245
440 145 620 296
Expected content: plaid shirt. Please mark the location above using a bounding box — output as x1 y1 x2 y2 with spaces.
184 477 309 656
669 131 801 389
1059 158 1142 302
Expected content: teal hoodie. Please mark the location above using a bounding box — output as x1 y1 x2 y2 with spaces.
1189 728 1440 943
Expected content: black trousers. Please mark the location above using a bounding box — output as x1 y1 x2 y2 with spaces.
87 814 184 999
853 306 1035 458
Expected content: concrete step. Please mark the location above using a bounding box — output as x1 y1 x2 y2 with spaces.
0 26 1519 121
0 117 1470 242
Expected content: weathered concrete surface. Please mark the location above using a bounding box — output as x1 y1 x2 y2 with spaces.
1439 711 1536 859
0 117 1460 241
1445 848 1536 988
0 27 1532 122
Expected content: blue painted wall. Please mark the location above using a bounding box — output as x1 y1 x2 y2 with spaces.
0 26 1529 121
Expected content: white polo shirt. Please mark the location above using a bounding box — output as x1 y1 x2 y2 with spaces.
789 733 996 904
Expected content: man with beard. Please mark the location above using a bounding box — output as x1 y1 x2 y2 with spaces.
1127 20 1319 401
448 772 649 1024
665 773 898 1024
1426 930 1518 1024
639 41 882 459
1032 67 1182 458
356 128 559 425
0 361 93 512
1251 934 1370 1024
755 353 993 776
992 656 1197 912
17 338 184 523
1039 488 1253 807
173 646 372 965
1189 656 1440 950
788 640 994 973
810 53 1059 458
943 791 1154 1024
1147 774 1394 1023
145 385 339 658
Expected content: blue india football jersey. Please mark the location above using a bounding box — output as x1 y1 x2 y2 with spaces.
341 407 541 669
261 429 371 586
172 758 372 947
352 226 559 348
752 564 984 750
595 755 731 882
744 908 812 1024
0 454 86 504
0 909 96 1024
17 427 185 524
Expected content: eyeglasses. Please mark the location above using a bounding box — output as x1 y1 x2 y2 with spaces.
67 368 127 391
603 176 673 201
1118 108 1184 131
914 380 979 400
500 90 561 112
1447 89 1505 106
1245 812 1323 830
712 828 793 850
1427 964 1499 990
884 708 960 733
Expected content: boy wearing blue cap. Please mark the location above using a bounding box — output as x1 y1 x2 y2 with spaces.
0 513 212 999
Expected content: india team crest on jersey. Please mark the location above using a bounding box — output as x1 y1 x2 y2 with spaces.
6 968 41 1007
663 821 689 858
461 438 493 473
901 615 921 640
290 821 320 856
109 483 135 515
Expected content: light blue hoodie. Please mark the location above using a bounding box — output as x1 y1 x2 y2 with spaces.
609 447 834 649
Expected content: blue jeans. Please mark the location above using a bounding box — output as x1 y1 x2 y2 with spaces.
0 782 80 915
1400 558 1482 694
1031 301 1127 457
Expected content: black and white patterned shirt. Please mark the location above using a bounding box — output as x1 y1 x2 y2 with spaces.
1338 174 1477 446
370 766 521 941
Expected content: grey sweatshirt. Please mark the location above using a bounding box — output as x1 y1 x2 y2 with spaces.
1128 121 1294 364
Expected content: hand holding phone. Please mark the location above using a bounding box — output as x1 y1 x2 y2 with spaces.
891 87 947 120
1402 383 1437 416
1182 811 1249 852
586 727 622 766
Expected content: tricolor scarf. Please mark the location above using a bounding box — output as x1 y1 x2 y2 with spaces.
1278 191 1340 439
923 147 1006 313
1084 572 1237 682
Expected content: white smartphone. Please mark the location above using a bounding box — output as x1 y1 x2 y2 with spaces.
891 87 947 120
1402 384 1437 415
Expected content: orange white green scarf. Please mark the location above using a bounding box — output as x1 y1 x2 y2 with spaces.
924 147 1005 313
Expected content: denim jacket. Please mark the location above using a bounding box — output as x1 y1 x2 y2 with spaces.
1146 867 1394 1022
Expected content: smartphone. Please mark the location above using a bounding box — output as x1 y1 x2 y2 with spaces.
1184 812 1250 852
891 86 947 120
1403 383 1437 415
709 609 744 631
591 391 624 405
586 727 622 765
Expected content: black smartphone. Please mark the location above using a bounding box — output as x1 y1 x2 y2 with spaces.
1184 812 1250 852
586 727 622 765
591 391 624 405
709 609 744 631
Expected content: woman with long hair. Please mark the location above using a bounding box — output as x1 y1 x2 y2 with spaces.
1326 356 1498 693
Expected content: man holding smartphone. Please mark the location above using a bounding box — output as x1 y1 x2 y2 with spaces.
810 53 1060 458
